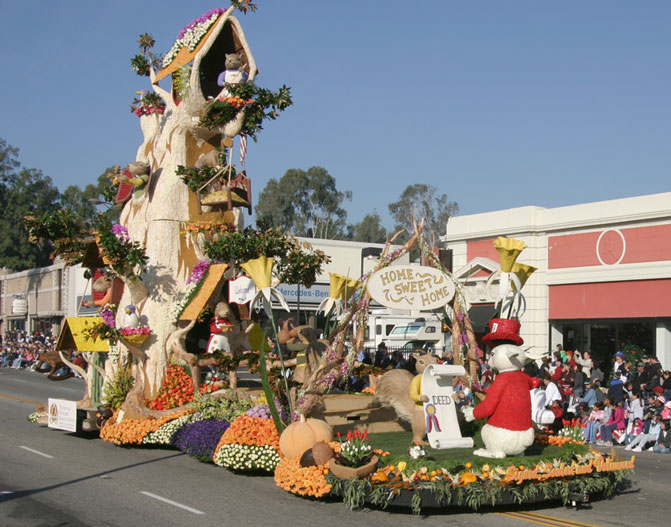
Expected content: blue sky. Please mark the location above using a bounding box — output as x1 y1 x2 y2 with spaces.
1 1 669 229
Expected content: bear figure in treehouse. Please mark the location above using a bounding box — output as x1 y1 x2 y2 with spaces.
217 54 248 97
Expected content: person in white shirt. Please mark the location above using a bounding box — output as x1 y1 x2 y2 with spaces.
573 349 593 377
542 374 563 406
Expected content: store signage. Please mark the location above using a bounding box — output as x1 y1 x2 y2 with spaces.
48 398 78 432
274 283 330 304
367 265 455 310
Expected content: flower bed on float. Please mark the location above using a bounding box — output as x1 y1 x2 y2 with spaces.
97 405 633 514
213 413 281 472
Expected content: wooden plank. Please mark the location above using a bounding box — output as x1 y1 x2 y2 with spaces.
180 263 229 321
155 13 227 82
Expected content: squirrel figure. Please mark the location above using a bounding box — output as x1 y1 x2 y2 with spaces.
371 353 439 445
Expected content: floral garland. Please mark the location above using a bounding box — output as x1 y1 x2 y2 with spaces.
100 409 192 445
187 259 211 284
326 448 633 514
170 261 211 323
183 220 236 235
162 9 225 68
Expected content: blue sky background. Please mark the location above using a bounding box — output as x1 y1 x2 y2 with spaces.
1 1 669 229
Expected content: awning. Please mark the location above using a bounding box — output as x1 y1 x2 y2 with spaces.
56 317 109 353
180 264 229 321
155 13 226 82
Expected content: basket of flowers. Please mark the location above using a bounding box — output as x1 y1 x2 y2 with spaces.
120 326 152 346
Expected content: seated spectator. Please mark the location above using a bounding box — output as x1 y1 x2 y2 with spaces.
626 414 662 452
652 420 671 454
580 380 599 407
598 399 626 446
623 418 645 446
586 401 608 443
662 370 671 400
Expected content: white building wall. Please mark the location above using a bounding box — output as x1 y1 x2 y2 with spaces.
442 192 671 359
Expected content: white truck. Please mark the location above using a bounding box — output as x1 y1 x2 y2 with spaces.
363 309 452 357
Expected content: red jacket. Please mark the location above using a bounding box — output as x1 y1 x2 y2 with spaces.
473 370 534 431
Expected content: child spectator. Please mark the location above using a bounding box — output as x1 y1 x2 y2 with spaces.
626 414 662 452
598 399 626 446
585 402 605 444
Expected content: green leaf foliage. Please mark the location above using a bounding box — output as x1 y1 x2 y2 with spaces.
204 227 330 288
200 83 293 141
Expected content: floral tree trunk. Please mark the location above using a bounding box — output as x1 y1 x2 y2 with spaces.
113 8 258 417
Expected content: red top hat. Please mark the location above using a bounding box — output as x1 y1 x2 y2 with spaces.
482 318 524 346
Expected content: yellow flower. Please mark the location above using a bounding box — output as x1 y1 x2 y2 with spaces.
493 236 527 272
397 461 407 472
511 262 537 290
240 256 274 290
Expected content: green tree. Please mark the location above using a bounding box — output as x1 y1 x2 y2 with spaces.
256 167 351 239
0 139 61 270
348 212 388 243
388 184 459 246
61 170 120 225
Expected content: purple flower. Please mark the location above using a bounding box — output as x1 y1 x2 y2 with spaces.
100 306 116 328
177 9 225 40
187 259 211 284
171 419 230 462
111 224 130 242
245 402 287 421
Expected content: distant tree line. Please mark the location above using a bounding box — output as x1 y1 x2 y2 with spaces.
0 139 459 271
255 166 459 246
0 138 116 271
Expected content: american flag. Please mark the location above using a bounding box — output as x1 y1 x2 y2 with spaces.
240 133 248 167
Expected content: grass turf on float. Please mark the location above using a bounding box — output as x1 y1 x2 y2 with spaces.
323 430 632 514
367 430 587 473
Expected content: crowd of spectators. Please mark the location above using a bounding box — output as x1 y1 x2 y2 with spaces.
0 330 55 369
500 344 671 453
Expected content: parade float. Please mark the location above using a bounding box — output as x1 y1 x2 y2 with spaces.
24 3 633 514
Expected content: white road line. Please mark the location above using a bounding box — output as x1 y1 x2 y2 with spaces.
11 379 27 382
140 491 205 515
19 446 54 459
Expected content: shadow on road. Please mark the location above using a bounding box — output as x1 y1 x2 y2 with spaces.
0 452 186 502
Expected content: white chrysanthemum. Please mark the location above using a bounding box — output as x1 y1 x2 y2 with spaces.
162 12 221 68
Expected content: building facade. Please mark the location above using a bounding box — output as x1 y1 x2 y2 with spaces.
443 192 671 369
0 262 69 337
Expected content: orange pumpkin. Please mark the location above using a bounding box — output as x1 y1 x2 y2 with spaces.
279 415 333 459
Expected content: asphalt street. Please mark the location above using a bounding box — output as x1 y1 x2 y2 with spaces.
1 367 668 527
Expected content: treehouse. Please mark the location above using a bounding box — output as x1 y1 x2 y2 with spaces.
155 10 257 104
196 165 252 215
